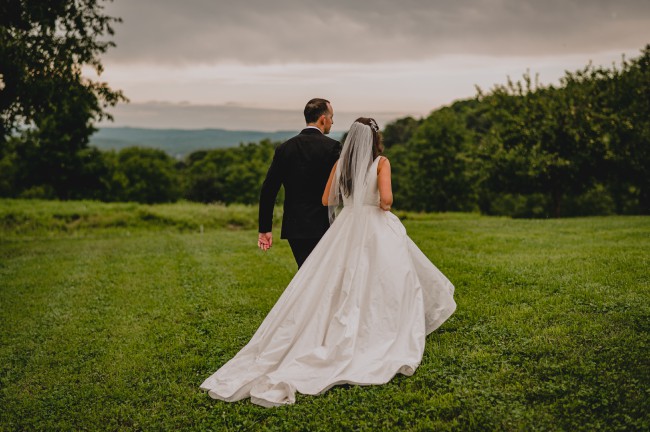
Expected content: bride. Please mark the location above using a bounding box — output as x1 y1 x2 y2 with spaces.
200 117 456 407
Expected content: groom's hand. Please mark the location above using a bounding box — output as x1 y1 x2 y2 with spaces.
258 232 273 251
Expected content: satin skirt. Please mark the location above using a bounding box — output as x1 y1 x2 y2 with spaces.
200 206 456 407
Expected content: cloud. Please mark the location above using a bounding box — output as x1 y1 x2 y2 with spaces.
104 0 650 65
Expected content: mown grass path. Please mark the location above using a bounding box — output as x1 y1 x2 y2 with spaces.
1 201 648 430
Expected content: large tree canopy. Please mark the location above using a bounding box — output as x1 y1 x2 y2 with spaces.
0 0 126 198
0 0 125 140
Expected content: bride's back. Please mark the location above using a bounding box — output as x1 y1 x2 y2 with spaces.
341 157 380 208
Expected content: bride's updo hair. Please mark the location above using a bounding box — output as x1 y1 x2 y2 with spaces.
354 117 384 159
339 117 384 198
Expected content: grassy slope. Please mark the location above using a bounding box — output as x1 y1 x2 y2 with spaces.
0 200 648 431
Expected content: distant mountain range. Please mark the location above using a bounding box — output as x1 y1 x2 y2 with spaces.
90 127 344 158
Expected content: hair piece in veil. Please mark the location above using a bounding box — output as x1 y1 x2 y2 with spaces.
327 121 375 224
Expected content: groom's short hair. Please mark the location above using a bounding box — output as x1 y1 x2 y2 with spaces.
304 98 330 124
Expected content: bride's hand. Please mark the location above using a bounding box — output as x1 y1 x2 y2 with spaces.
380 203 391 211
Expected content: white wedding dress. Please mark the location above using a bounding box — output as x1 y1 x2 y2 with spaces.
200 156 456 407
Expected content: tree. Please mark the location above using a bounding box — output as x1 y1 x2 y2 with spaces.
389 108 475 212
112 147 180 204
604 45 650 213
183 149 233 203
0 0 126 197
183 140 278 205
382 116 422 149
476 68 615 217
221 140 276 204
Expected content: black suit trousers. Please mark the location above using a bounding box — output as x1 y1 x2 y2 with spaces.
288 238 321 268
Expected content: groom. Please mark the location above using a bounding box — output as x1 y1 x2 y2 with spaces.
258 98 342 267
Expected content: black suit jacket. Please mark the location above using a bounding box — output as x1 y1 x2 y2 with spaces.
259 128 341 239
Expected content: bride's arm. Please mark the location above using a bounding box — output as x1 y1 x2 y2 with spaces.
378 157 393 211
322 161 339 206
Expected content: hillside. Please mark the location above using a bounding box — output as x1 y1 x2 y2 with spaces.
90 127 344 157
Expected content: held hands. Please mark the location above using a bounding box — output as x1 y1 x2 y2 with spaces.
258 232 273 251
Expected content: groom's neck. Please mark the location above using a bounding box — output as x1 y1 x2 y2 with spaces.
305 124 324 133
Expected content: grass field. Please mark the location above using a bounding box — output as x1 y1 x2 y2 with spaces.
1 199 648 431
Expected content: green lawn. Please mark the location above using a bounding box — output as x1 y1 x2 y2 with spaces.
1 200 648 431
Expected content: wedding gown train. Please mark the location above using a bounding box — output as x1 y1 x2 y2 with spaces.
200 157 456 407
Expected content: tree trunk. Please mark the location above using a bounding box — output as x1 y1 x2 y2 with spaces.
552 189 562 218
640 186 650 215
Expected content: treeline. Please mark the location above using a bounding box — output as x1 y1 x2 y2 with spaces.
384 45 649 217
1 46 648 217
0 139 278 205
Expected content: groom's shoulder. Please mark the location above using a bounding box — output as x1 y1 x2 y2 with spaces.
282 129 339 146
324 135 342 152
323 134 341 146
276 133 302 151
305 131 340 147
309 134 341 154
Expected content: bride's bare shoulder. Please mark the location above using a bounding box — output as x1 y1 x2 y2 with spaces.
377 156 391 173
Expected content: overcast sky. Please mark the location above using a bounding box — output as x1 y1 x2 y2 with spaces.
96 0 650 131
